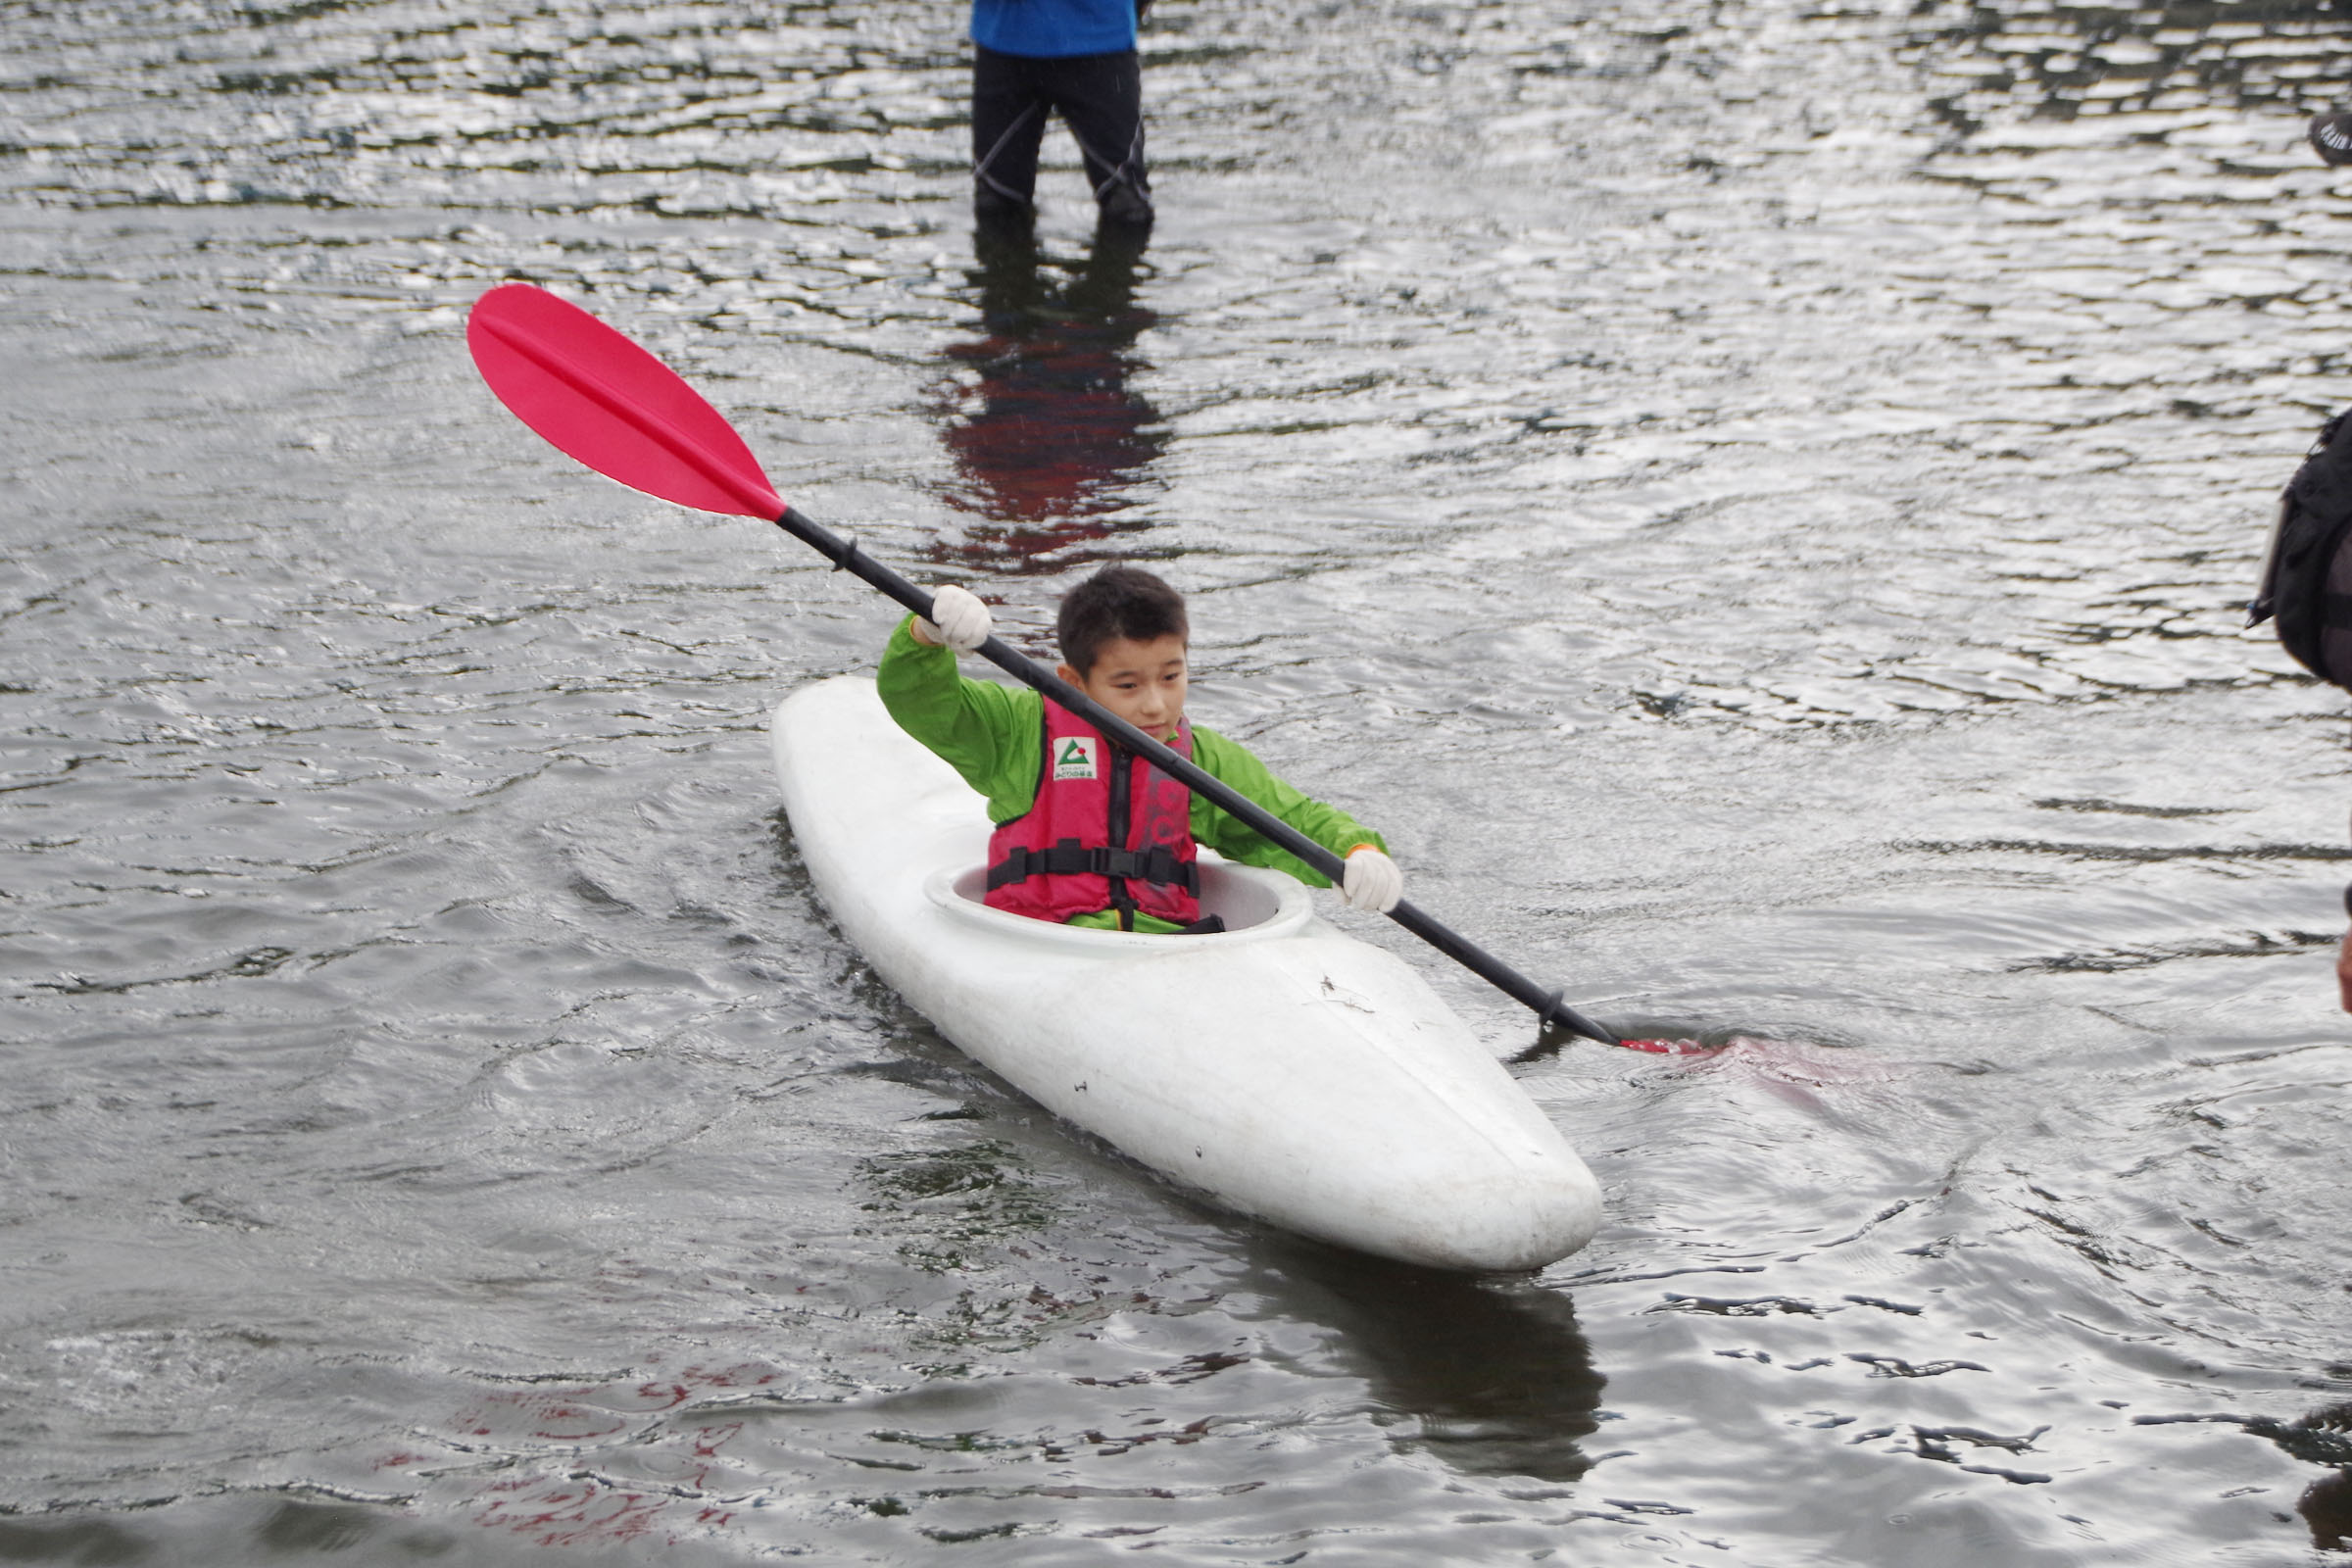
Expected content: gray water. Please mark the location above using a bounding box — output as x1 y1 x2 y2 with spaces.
5 0 2352 1562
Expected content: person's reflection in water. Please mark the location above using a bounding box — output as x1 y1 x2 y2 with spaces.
929 221 1164 575
1251 1238 1606 1483
2269 1403 2352 1552
2201 1401 2352 1551
2305 1469 2352 1553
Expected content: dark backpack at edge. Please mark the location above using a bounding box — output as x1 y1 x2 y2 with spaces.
2252 408 2352 690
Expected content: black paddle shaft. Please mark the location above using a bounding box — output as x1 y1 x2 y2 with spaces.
773 506 1620 1047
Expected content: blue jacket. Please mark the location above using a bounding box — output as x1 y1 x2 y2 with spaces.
971 0 1137 59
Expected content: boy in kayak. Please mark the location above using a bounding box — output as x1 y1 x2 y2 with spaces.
878 565 1404 933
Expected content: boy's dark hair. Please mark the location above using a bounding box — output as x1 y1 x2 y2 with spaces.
1057 565 1189 675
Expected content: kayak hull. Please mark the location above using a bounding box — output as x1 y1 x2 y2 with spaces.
770 676 1600 1272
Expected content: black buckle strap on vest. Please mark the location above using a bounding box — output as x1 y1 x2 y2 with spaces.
1101 844 1198 892
986 837 1200 894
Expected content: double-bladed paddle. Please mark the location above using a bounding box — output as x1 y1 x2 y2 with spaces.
466 280 1622 1047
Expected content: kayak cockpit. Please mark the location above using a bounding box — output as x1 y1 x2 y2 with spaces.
923 857 1315 948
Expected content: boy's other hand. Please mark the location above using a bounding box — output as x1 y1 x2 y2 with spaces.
2337 929 2352 1011
916 584 993 651
1341 846 1403 913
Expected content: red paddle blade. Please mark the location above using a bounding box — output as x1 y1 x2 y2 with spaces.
466 282 784 520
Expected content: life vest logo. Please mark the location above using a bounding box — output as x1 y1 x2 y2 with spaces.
1052 736 1099 781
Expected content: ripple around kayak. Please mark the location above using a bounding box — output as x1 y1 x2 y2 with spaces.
770 676 1603 1272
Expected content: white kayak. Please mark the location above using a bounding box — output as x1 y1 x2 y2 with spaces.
769 676 1602 1272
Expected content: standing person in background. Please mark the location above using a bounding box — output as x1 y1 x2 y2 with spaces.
2298 112 2352 1007
969 0 1154 241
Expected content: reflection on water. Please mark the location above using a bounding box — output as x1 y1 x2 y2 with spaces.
1914 0 2352 132
2142 1401 2352 1552
1250 1238 1604 1484
858 1134 1063 1277
928 225 1164 573
2257 1403 2352 1555
2308 1470 2352 1553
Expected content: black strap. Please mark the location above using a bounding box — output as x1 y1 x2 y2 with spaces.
986 837 1200 894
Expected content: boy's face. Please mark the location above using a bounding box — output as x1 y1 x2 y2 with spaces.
1059 633 1189 741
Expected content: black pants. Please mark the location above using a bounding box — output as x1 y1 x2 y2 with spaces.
971 45 1152 231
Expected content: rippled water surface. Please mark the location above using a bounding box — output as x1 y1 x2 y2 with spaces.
7 0 2352 1561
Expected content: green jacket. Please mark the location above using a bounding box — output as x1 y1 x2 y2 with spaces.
875 617 1385 926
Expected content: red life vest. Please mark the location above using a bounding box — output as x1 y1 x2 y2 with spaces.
985 700 1200 929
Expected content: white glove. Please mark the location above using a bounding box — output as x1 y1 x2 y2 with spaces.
1340 846 1402 913
916 584 992 652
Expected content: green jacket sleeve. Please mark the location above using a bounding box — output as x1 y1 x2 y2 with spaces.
874 615 1043 823
1188 724 1385 888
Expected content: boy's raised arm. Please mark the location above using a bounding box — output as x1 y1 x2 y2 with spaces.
876 613 1038 814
